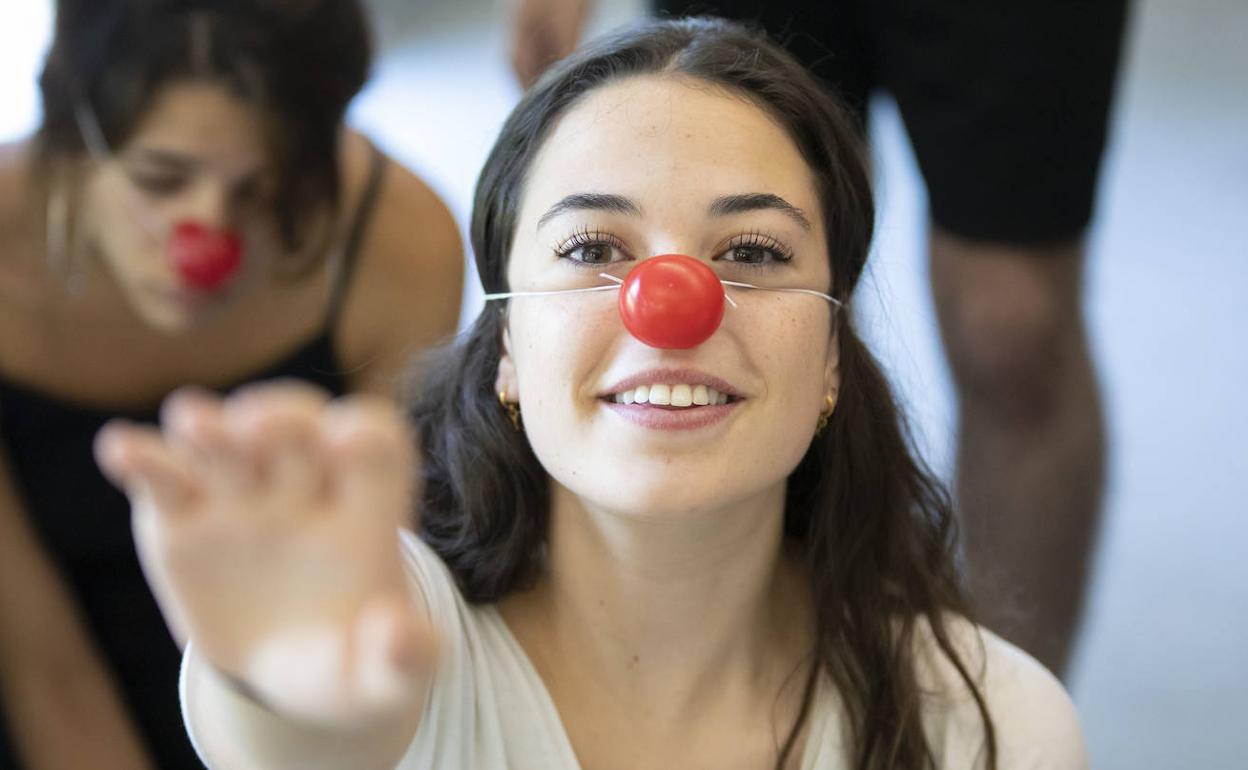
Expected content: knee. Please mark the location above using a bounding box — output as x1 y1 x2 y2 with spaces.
939 283 1080 424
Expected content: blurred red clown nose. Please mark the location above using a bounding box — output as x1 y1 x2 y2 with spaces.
618 254 725 349
169 222 243 291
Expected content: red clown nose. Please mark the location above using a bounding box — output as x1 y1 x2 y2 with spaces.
169 222 243 291
618 254 725 349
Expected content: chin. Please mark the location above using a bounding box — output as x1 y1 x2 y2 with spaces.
129 297 217 334
137 309 197 334
536 433 800 518
125 277 244 332
561 469 775 521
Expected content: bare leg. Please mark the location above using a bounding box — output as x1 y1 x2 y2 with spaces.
929 226 1106 678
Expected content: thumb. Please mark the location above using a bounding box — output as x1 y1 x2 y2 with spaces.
353 595 438 712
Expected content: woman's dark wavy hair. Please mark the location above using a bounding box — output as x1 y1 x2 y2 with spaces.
36 0 371 253
412 17 996 770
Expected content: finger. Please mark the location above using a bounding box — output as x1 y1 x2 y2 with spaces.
162 387 257 494
321 397 415 526
228 379 332 413
95 421 200 513
353 595 436 712
225 383 330 502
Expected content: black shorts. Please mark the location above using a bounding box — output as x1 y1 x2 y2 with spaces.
654 0 1129 244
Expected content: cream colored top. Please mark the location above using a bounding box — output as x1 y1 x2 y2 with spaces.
181 531 1088 769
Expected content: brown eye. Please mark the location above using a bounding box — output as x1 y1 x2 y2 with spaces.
555 229 629 266
729 245 767 263
714 233 794 266
574 243 614 264
129 172 186 196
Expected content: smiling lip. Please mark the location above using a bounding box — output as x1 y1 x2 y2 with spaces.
599 367 743 431
603 400 739 430
600 368 744 399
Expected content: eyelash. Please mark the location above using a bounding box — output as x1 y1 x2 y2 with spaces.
722 230 794 265
128 172 186 196
553 227 795 267
553 227 629 267
126 171 272 208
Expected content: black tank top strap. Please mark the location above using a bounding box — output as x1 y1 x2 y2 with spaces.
324 138 388 325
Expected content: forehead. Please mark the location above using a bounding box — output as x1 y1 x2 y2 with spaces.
522 75 820 224
124 81 267 165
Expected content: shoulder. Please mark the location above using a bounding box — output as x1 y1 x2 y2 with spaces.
0 140 51 350
0 140 35 236
397 529 489 655
341 129 464 307
398 529 460 628
912 615 1087 770
0 139 53 279
333 131 465 393
395 531 574 770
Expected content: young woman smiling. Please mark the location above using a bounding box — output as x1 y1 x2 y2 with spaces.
97 18 1082 770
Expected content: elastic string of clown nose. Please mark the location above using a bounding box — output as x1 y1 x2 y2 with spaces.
73 103 246 292
483 253 843 349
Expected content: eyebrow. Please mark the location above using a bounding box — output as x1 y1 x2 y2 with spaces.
537 193 643 230
709 193 812 231
124 148 269 187
126 148 199 170
535 191 814 232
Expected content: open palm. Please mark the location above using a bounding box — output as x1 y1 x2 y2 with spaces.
95 382 434 727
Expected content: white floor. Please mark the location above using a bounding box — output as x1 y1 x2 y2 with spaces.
3 1 1245 767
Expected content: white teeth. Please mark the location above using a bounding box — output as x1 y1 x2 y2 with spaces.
692 385 709 406
610 383 736 407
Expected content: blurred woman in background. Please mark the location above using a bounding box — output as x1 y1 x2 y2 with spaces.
0 1 462 766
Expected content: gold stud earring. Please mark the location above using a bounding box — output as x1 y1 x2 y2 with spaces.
815 390 838 435
498 389 522 431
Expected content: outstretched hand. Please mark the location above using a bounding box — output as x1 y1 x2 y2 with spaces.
95 382 435 728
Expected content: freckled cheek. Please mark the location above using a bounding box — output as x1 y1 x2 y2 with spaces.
510 301 619 413
509 309 614 477
745 307 832 408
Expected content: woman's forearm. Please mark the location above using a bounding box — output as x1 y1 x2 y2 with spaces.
0 456 155 770
2 647 156 770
